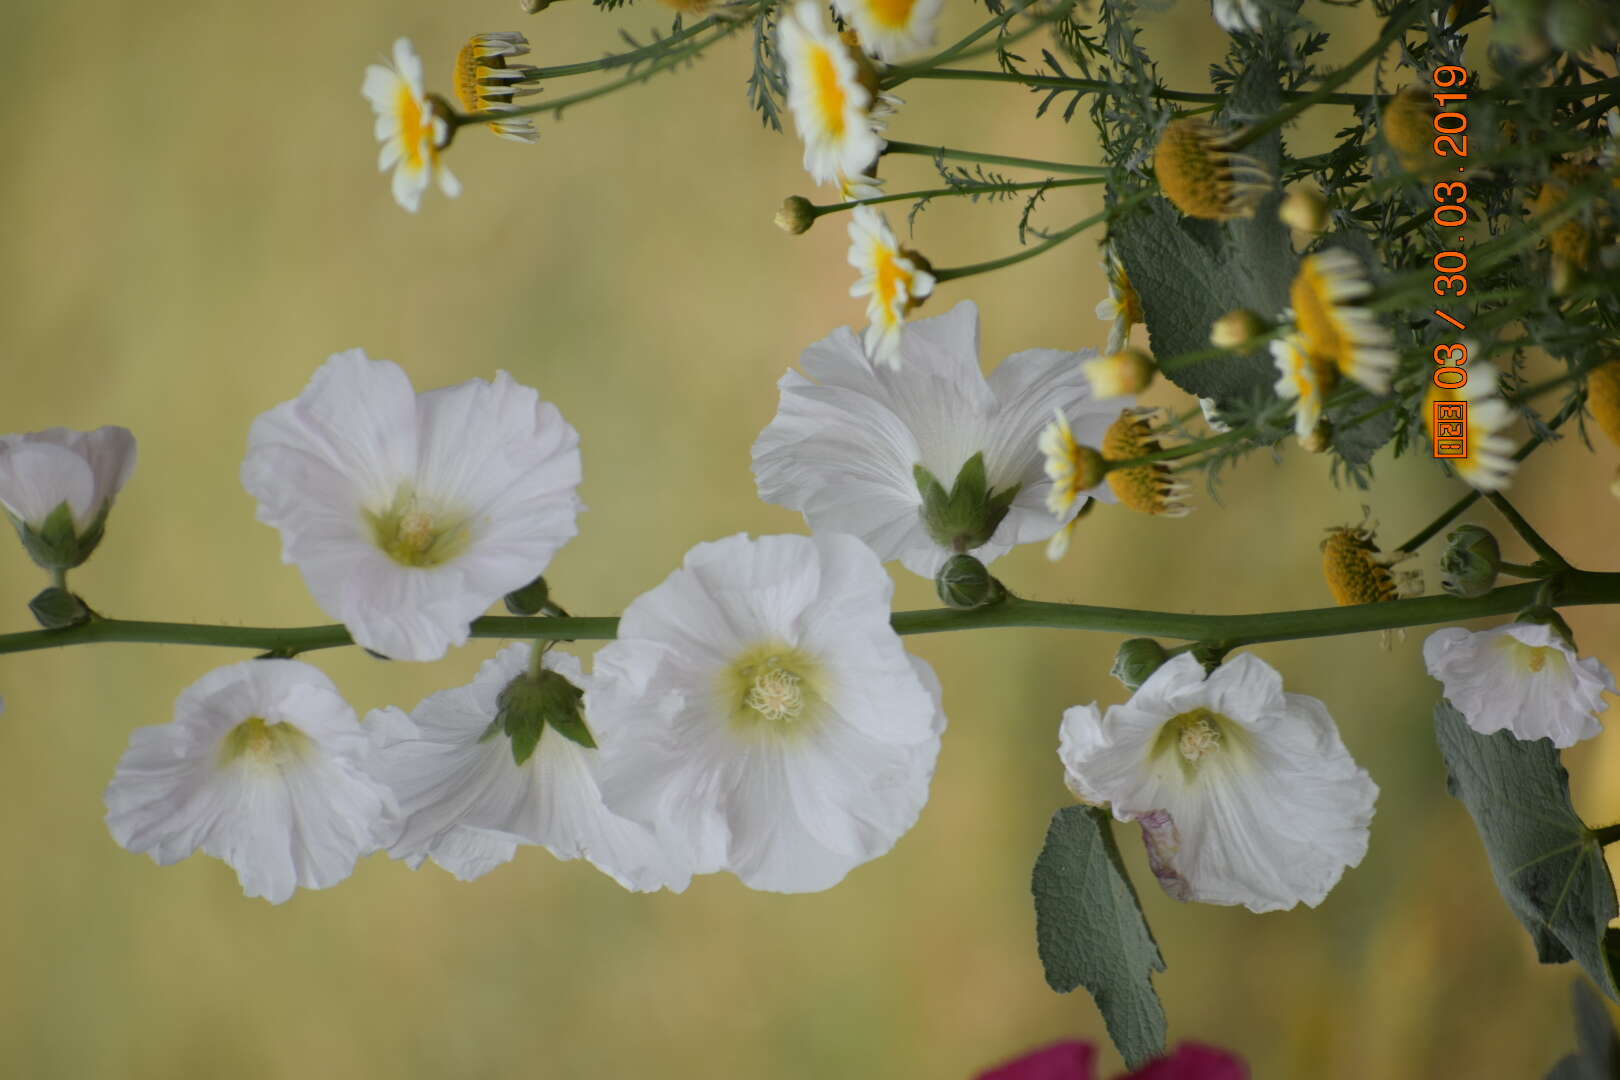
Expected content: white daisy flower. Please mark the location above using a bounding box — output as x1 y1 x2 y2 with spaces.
752 300 1120 579
362 38 460 213
1423 621 1615 748
1271 332 1331 439
241 349 582 662
0 425 136 569
1095 246 1142 355
372 644 690 890
1212 0 1264 33
1059 652 1378 913
831 0 943 62
104 659 400 904
848 205 936 367
1289 248 1398 395
454 32 541 143
779 1 885 186
1425 358 1517 491
588 532 946 893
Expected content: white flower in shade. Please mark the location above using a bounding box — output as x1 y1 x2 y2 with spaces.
1212 0 1264 33
371 644 690 890
1424 621 1615 747
779 1 885 186
1425 357 1517 491
1038 409 1105 561
0 426 136 568
1288 248 1398 395
1095 246 1142 355
1059 652 1377 913
752 300 1120 579
1271 333 1330 439
587 532 946 893
362 38 460 213
831 0 943 62
242 349 582 662
104 660 399 904
453 32 541 143
848 204 935 368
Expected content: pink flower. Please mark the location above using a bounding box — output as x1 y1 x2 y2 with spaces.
975 1040 1246 1080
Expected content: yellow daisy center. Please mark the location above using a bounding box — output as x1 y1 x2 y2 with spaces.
397 85 427 170
219 716 312 767
808 45 848 137
1588 360 1620 449
1291 262 1353 383
866 0 920 30
874 246 909 323
1102 411 1184 516
1321 526 1398 605
723 643 825 733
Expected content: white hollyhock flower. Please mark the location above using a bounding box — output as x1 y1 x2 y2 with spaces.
362 38 460 213
1423 621 1615 747
847 205 935 368
104 659 399 904
831 0 943 62
1059 652 1377 913
0 426 136 531
371 644 690 891
752 300 1120 579
779 1 885 186
587 532 946 893
242 349 582 662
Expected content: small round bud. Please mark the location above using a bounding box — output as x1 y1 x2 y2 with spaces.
1301 419 1333 454
1210 308 1266 349
1111 638 1168 691
1440 524 1501 598
1279 184 1329 234
775 196 817 235
935 554 1007 611
504 574 550 616
29 586 91 630
1083 349 1156 398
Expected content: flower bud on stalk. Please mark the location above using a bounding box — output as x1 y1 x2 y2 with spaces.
935 554 1007 611
1210 309 1266 350
1440 524 1501 598
1082 349 1156 398
1111 638 1168 691
0 426 136 573
775 196 817 235
1279 184 1329 234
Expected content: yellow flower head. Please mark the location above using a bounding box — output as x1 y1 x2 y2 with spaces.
1096 245 1144 353
1321 518 1417 607
1102 409 1191 518
1588 359 1620 449
1528 163 1601 279
1153 117 1272 221
1381 88 1440 173
454 32 541 143
847 205 934 368
1270 333 1335 440
1289 249 1397 394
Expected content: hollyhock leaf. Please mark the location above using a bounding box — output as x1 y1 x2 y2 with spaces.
1436 701 1620 1001
1033 805 1167 1070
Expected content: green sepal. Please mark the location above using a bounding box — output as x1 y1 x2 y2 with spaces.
28 586 91 630
496 666 594 766
1032 805 1168 1070
11 499 111 572
914 452 1021 552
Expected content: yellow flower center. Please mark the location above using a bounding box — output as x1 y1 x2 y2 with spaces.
1497 635 1568 677
1321 526 1397 606
366 487 473 568
397 85 427 170
723 643 824 733
1154 707 1230 776
455 42 509 113
1291 262 1352 383
874 246 909 323
809 45 848 137
1588 360 1620 449
219 716 312 767
1102 410 1184 516
866 0 919 30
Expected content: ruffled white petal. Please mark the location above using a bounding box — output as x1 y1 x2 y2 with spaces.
241 349 582 661
1059 652 1377 913
1423 622 1614 747
0 426 136 530
103 659 400 904
588 532 945 893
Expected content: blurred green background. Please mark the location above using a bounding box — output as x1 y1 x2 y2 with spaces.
2 1 1618 1076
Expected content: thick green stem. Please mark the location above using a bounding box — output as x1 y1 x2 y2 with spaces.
882 140 1106 177
7 572 1618 658
1593 823 1620 847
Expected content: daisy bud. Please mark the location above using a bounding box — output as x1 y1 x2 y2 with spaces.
495 662 593 766
1440 524 1501 598
1082 349 1156 398
1301 418 1333 454
1279 184 1329 234
1152 116 1272 221
935 553 1006 611
1210 308 1266 349
28 586 91 630
775 195 817 235
0 426 136 572
504 574 551 616
1102 409 1192 517
1111 637 1168 691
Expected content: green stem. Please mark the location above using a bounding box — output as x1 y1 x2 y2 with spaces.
1497 561 1549 578
930 193 1147 283
7 573 1619 658
511 11 734 81
1227 0 1422 151
1593 823 1620 847
882 140 1106 177
809 176 1102 217
1485 492 1572 570
902 67 1372 107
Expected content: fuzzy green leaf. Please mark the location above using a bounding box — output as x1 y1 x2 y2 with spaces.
1436 700 1620 1001
1546 979 1620 1080
1032 805 1167 1069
